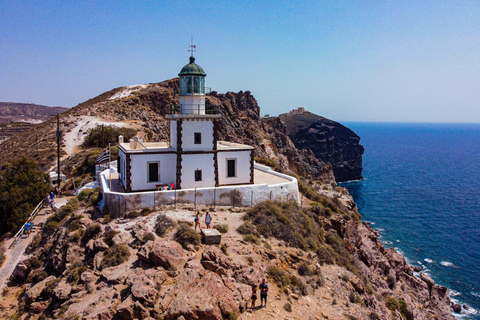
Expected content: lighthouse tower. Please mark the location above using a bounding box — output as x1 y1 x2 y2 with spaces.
167 53 221 189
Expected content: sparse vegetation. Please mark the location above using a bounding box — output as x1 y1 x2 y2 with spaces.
155 214 176 236
82 223 102 242
83 124 137 148
213 224 228 233
386 297 412 319
103 230 120 246
243 234 260 245
100 244 130 269
174 224 201 249
267 265 308 295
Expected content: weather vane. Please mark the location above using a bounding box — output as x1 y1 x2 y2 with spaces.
188 37 196 56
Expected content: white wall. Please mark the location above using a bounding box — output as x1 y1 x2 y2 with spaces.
181 153 215 188
180 96 206 114
218 150 252 185
118 149 127 188
100 161 300 218
130 153 177 191
181 120 214 151
170 120 177 148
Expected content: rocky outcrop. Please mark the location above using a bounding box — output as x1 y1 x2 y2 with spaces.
280 108 364 182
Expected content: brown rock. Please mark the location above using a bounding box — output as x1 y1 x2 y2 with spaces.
149 241 187 271
452 303 461 313
80 271 98 284
112 231 133 245
420 273 435 288
201 260 218 271
164 267 239 320
24 275 56 304
126 269 158 306
11 260 30 281
101 266 127 284
52 280 72 300
94 239 110 251
30 301 49 313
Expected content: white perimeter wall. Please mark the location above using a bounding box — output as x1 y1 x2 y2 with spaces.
218 150 251 185
181 153 215 188
100 162 300 218
130 153 177 191
181 120 214 151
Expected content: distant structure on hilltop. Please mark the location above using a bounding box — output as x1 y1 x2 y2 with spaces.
117 54 254 192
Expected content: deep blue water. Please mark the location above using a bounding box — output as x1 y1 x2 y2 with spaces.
340 123 480 319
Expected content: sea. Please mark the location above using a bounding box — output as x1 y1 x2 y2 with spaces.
340 122 480 319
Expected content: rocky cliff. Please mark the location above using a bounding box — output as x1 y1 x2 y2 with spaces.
0 186 455 319
280 108 364 182
0 79 360 183
0 102 68 123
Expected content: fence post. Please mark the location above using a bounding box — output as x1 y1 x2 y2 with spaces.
269 191 272 200
232 189 236 208
154 190 156 211
214 188 216 210
124 198 127 217
175 189 177 209
251 190 253 208
194 188 197 209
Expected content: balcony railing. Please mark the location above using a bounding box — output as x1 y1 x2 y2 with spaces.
167 103 220 115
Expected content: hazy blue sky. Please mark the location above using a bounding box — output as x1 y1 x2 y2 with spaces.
1 1 479 122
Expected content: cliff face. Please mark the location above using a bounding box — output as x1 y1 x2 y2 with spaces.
280 108 364 182
0 188 455 320
0 102 68 123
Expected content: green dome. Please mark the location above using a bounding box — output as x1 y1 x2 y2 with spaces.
178 56 206 76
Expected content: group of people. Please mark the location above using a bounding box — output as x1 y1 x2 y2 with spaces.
251 279 269 309
194 211 212 231
46 189 58 211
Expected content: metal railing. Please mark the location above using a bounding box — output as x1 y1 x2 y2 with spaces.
9 200 44 249
167 104 220 115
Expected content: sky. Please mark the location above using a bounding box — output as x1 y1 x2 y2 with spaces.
1 0 479 123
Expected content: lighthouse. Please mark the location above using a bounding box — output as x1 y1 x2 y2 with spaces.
117 50 254 192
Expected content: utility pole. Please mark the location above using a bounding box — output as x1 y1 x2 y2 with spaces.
56 114 61 189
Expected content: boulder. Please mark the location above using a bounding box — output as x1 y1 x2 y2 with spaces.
80 271 98 284
112 231 133 246
420 273 435 288
24 275 56 304
52 280 72 300
29 301 49 313
11 260 30 282
452 303 461 313
164 267 239 320
149 241 187 271
132 222 149 242
126 269 158 306
101 266 127 284
94 239 110 251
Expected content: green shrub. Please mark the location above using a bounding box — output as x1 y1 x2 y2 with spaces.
268 265 290 287
66 266 87 284
237 221 259 237
243 234 260 245
86 187 103 207
143 232 155 243
298 261 314 276
221 243 228 255
44 220 59 231
83 125 137 148
255 157 279 171
67 198 80 211
77 189 92 202
82 223 101 242
126 211 140 219
140 208 152 216
174 224 201 249
155 214 176 236
0 246 5 267
213 224 228 233
103 230 120 246
69 229 84 243
100 244 130 269
246 257 254 266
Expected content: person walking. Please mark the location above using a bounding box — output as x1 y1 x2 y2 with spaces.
251 284 258 309
194 211 201 231
205 211 212 229
24 221 31 237
259 279 269 307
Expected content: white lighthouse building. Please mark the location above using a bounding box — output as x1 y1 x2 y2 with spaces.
117 55 254 192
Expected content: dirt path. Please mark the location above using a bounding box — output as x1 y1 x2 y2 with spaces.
0 197 69 290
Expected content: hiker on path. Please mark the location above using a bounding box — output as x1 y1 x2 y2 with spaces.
24 221 31 237
194 211 201 231
205 211 212 229
259 279 269 308
251 284 258 309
